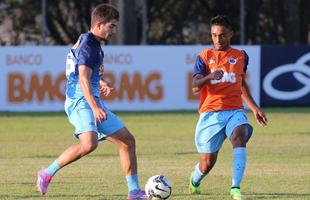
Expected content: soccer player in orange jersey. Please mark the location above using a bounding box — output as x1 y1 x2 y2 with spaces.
188 15 268 200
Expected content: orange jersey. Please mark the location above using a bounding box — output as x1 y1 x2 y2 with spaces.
194 48 248 113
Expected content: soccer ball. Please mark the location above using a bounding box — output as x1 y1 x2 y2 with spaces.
145 175 172 200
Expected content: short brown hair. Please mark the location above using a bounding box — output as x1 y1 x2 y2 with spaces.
91 4 119 28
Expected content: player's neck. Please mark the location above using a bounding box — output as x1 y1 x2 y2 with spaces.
89 30 104 43
214 46 231 51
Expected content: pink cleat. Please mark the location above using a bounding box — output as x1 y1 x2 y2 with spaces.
127 190 147 200
36 170 52 195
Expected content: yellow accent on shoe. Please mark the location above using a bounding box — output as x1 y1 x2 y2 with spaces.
188 172 201 194
230 188 244 200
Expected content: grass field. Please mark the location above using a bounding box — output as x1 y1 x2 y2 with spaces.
0 108 309 200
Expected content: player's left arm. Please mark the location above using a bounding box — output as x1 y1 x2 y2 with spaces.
241 77 268 126
99 77 113 96
240 50 267 126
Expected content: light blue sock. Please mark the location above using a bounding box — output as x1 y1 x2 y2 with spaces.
126 174 141 195
191 163 207 186
44 160 61 176
232 147 246 188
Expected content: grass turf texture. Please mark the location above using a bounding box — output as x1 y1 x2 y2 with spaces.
0 108 309 200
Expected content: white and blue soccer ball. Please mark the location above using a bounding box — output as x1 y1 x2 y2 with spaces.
145 175 172 200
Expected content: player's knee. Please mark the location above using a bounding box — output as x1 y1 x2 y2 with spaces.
231 134 247 147
120 134 136 150
231 126 248 144
81 141 98 154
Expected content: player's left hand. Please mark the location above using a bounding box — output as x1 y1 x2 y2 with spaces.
100 85 113 96
253 108 268 126
100 80 113 96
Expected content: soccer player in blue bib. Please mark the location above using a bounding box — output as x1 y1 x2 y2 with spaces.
36 4 147 200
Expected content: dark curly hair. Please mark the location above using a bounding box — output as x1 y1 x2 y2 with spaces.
210 15 232 30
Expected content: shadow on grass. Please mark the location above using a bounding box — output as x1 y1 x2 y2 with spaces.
3 192 310 200
174 151 196 155
169 192 310 200
170 193 230 200
1 194 127 200
248 192 310 199
2 151 197 159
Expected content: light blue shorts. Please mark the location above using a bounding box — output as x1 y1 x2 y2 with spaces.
64 97 124 141
195 109 253 153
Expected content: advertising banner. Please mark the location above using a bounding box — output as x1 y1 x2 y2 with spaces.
0 46 260 111
0 47 68 111
261 46 310 106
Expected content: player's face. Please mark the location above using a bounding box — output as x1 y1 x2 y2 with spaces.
98 19 118 42
211 25 233 50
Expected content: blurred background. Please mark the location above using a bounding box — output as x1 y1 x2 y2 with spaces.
0 0 309 45
0 0 309 112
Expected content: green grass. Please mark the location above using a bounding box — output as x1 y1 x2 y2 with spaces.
0 108 310 200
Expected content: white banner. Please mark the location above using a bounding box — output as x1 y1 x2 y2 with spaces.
0 46 260 111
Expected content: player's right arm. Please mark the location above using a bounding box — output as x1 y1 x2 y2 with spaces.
192 56 223 93
79 65 107 122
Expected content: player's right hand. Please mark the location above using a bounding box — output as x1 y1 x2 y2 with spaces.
93 107 107 123
209 69 224 80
